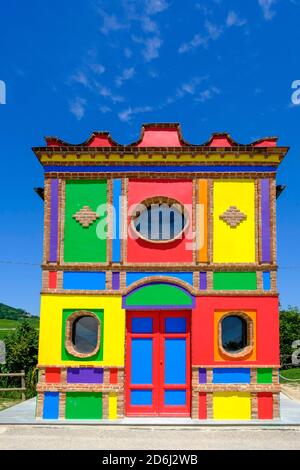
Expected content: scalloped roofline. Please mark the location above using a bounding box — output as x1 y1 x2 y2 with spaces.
40 123 281 149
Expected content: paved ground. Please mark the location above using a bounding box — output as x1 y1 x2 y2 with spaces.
1 393 300 449
0 424 300 449
1 393 300 425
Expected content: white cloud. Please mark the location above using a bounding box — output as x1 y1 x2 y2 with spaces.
197 86 220 102
226 11 247 27
205 20 222 40
144 36 162 61
69 97 86 120
179 21 222 54
141 16 159 33
133 35 163 61
118 105 153 122
145 0 169 15
178 34 206 54
258 0 276 21
100 105 111 114
99 10 127 35
115 67 135 87
89 63 105 75
96 84 124 103
70 71 89 87
124 47 132 58
177 76 208 97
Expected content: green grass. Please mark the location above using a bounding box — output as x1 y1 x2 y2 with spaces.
0 317 39 342
280 368 300 383
0 319 19 328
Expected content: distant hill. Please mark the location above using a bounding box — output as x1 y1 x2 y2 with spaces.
0 303 38 321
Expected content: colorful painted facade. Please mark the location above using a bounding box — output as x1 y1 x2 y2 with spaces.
33 123 288 420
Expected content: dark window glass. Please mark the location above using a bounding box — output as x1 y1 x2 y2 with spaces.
221 315 247 352
134 202 186 241
72 316 99 354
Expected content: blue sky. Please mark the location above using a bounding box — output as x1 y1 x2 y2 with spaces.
0 0 299 315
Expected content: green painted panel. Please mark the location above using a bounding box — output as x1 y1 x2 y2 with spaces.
125 284 193 307
64 180 107 262
257 368 273 384
213 272 257 290
66 392 102 419
61 309 104 362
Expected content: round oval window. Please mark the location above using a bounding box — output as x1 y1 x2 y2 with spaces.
132 197 188 242
221 315 247 353
71 316 99 354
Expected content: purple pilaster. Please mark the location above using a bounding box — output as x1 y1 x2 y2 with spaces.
199 272 207 290
49 179 59 262
67 367 104 384
112 272 120 290
199 368 207 384
261 179 271 263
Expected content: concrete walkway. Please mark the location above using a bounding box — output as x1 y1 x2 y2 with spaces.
0 393 300 425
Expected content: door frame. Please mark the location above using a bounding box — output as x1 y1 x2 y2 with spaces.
125 310 191 417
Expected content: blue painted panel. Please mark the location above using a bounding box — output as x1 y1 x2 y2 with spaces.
165 317 186 333
43 392 59 419
165 339 186 385
213 368 251 384
131 390 152 405
126 272 193 287
45 165 277 173
132 317 153 333
63 272 106 290
164 390 186 405
112 179 121 263
131 339 152 384
263 271 271 290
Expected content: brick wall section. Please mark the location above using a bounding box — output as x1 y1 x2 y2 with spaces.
102 394 109 419
206 393 213 419
273 393 280 419
36 392 44 419
251 393 258 419
59 392 66 419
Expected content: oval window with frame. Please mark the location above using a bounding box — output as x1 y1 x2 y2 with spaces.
221 315 248 353
71 315 99 354
131 196 189 243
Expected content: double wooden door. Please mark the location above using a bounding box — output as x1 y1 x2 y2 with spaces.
125 311 190 416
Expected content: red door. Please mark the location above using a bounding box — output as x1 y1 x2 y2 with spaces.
125 311 191 417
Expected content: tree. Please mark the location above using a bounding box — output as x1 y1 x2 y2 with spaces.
0 320 38 397
280 306 300 369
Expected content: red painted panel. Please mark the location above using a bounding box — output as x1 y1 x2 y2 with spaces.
45 367 61 383
258 393 273 419
198 393 207 419
110 368 118 384
253 139 277 147
209 136 232 147
127 179 193 263
88 135 112 147
192 296 279 366
48 271 57 289
137 128 182 147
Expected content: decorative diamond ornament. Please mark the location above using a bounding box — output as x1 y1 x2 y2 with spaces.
72 205 99 228
219 206 247 228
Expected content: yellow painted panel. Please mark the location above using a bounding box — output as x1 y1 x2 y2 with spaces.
213 392 251 420
38 295 125 366
214 310 256 361
108 393 118 420
213 180 255 263
40 153 281 164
